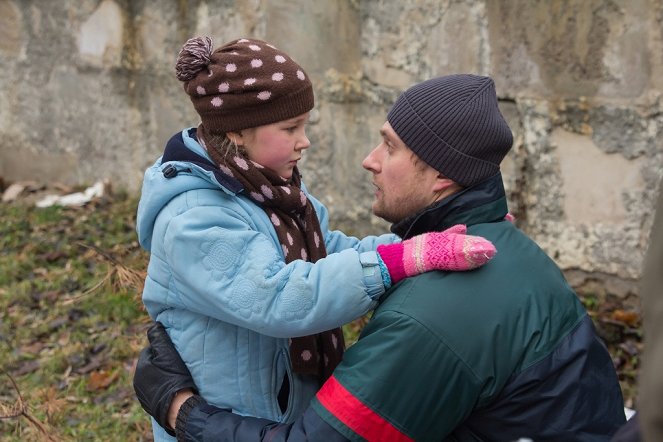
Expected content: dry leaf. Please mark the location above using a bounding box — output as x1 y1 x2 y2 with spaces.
20 341 45 355
611 310 640 328
87 370 119 391
39 387 67 420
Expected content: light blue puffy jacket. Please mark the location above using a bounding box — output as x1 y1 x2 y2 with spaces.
136 129 396 441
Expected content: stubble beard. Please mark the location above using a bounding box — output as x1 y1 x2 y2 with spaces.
372 196 406 224
372 189 433 225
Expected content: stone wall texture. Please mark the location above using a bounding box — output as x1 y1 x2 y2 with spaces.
1 0 661 297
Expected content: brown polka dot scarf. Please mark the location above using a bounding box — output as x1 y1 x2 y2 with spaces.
205 133 344 385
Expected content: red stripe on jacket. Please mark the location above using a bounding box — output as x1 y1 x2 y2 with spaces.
315 375 413 442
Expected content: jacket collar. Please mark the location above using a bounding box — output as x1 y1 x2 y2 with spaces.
162 128 243 193
391 173 509 240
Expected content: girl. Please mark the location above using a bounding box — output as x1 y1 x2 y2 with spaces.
136 37 494 441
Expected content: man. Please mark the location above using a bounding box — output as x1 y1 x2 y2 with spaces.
134 74 626 441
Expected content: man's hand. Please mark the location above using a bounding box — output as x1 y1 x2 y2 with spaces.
133 322 198 434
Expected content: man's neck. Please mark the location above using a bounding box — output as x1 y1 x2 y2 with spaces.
391 173 508 240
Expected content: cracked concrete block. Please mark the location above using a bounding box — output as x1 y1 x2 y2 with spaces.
1 0 662 296
77 0 124 68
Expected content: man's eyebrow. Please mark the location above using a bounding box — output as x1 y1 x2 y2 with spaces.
379 129 395 145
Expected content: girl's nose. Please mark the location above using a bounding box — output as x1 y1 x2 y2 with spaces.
297 132 311 151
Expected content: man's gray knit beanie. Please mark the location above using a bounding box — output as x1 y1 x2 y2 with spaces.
387 74 513 187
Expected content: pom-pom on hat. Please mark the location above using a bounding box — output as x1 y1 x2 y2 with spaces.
176 37 314 134
387 74 513 187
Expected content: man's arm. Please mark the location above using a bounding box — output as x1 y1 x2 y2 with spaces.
134 322 350 442
133 323 199 436
136 299 472 441
175 397 350 442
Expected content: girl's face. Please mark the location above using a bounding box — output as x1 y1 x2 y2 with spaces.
232 112 311 180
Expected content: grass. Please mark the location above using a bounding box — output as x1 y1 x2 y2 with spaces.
0 193 152 441
0 191 640 440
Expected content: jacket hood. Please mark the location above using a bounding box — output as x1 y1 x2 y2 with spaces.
391 173 509 240
136 129 243 251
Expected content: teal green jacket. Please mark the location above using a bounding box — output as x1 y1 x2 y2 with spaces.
179 174 626 441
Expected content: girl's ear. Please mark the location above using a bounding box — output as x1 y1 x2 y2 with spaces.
226 131 243 146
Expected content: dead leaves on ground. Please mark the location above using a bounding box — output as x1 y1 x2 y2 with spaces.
87 370 120 392
0 373 60 442
0 193 151 440
75 242 146 301
584 295 642 408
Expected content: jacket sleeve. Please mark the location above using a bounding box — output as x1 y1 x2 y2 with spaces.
179 402 350 442
155 199 383 338
309 308 481 441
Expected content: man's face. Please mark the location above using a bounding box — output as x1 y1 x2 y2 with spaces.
362 122 442 223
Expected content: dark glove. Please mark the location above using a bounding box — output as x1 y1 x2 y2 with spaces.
133 321 198 435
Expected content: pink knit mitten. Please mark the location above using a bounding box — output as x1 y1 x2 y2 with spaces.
376 224 496 284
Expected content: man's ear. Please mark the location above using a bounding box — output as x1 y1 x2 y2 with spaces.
432 174 463 200
432 175 456 193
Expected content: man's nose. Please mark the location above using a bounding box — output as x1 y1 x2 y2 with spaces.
362 146 380 171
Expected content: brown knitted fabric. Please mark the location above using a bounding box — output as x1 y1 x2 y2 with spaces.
176 37 314 134
203 129 344 384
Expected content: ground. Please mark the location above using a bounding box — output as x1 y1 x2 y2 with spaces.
0 187 641 441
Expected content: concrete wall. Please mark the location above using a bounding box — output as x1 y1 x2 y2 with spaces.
1 0 661 297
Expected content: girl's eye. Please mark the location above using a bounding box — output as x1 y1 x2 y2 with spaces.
286 126 297 133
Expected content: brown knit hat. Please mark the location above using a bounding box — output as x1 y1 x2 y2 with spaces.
175 37 314 134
